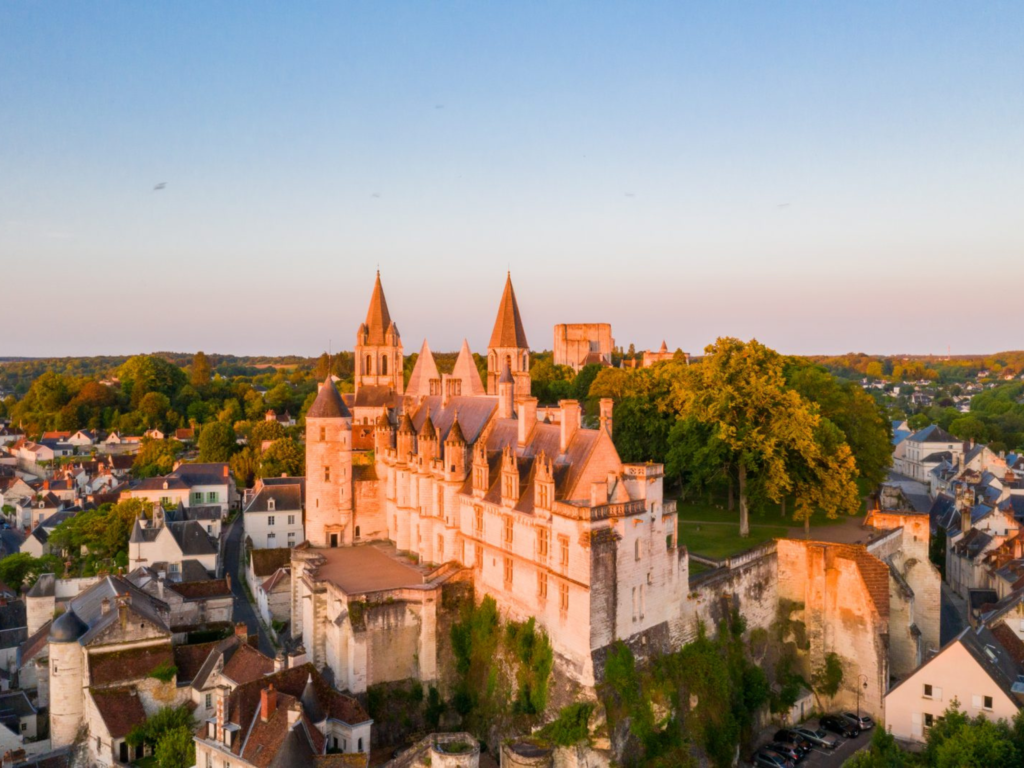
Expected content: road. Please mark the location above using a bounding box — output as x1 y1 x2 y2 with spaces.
223 516 275 657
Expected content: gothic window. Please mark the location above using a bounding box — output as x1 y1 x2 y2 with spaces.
504 556 513 586
537 529 549 559
324 466 331 482
365 355 372 375
381 355 388 375
559 535 569 568
503 516 514 547
537 571 548 599
505 354 512 371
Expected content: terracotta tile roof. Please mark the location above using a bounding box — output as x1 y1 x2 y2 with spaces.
173 640 221 684
314 755 369 767
991 622 1024 666
488 273 529 349
168 578 231 600
251 548 293 577
88 643 174 686
90 686 147 738
222 642 275 685
262 568 290 594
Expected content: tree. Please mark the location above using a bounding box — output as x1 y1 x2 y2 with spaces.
138 392 172 430
265 383 293 414
198 422 236 462
314 352 332 380
789 419 862 534
0 553 63 588
133 438 184 479
949 416 987 443
155 727 195 768
118 355 187 407
230 446 260 489
260 438 305 478
908 413 931 430
673 338 824 537
843 727 907 768
190 351 212 388
865 361 884 379
250 419 287 445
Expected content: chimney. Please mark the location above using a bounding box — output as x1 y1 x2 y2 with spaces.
274 653 286 672
286 700 301 727
215 687 228 741
223 465 229 478
235 622 249 641
101 597 111 615
261 685 276 722
599 398 613 438
559 400 581 453
156 577 164 600
517 397 538 447
590 480 608 507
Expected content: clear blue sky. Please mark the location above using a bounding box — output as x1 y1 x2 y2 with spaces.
2 2 1022 358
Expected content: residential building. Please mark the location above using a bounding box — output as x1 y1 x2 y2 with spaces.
243 477 304 549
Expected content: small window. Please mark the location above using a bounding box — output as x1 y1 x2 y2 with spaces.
355 525 361 538
208 491 217 502
268 499 275 512
924 684 933 698
984 696 993 710
559 535 569 567
504 556 513 586
206 693 212 709
320 426 326 442
268 516 275 526
537 571 548 599
635 538 643 561
924 713 934 729
358 737 363 752
288 515 295 525
324 466 331 482
559 582 569 611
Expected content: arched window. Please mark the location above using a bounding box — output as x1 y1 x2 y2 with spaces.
365 355 372 374
381 355 388 375
505 354 512 371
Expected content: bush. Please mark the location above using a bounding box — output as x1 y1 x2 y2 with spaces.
537 703 593 747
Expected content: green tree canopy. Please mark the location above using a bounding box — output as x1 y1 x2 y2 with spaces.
260 438 304 479
190 351 212 388
198 422 237 462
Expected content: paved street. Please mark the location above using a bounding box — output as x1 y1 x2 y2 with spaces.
223 516 275 657
746 721 872 767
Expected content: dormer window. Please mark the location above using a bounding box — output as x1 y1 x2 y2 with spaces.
267 498 275 512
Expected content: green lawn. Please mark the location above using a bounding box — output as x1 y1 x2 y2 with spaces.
675 496 865 560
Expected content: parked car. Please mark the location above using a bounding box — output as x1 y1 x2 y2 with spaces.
774 729 811 754
793 726 840 750
767 743 801 763
753 749 795 768
843 712 875 730
820 714 860 738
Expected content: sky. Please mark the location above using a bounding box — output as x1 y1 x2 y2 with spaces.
2 2 1022 358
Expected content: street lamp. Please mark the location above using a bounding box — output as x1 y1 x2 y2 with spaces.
857 674 869 719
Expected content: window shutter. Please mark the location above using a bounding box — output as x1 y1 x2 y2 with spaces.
972 695 982 709
934 686 942 701
911 712 922 738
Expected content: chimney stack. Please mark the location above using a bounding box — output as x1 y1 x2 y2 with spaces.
517 398 538 447
274 653 286 672
101 597 111 615
261 685 276 722
215 687 228 741
235 622 249 641
559 400 581 453
286 700 301 726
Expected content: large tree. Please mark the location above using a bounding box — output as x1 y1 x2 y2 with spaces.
673 338 826 537
198 421 237 462
190 351 212 388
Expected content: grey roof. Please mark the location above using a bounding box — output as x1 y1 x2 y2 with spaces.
184 504 222 521
268 722 317 768
57 575 171 645
922 451 953 464
0 602 25 633
960 625 1024 705
168 521 218 556
908 424 957 443
49 607 88 643
245 484 302 514
27 573 55 598
307 379 350 419
180 559 214 582
171 463 230 485
300 674 325 722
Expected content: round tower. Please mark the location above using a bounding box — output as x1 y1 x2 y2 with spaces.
49 607 88 747
305 378 353 547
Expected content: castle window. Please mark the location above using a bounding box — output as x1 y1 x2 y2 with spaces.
503 516 514 547
505 354 512 371
355 525 361 538
475 508 483 535
538 571 548 599
324 466 331 482
437 534 444 559
320 426 326 442
537 529 549 559
559 535 569 568
632 587 638 621
381 355 388 375
365 355 372 374
358 738 363 752
635 539 642 561
475 544 483 568
559 582 569 612
504 556 513 586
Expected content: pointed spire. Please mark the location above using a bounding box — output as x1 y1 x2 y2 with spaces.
488 273 529 349
451 340 486 396
419 407 436 439
446 411 466 444
307 377 350 419
398 411 416 435
300 673 325 723
406 339 441 398
363 271 394 345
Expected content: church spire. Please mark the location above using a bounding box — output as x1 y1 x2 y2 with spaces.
488 272 529 349
363 270 394 346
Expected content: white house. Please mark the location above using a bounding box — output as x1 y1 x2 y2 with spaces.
884 625 1023 743
128 510 219 576
243 478 304 550
121 462 235 516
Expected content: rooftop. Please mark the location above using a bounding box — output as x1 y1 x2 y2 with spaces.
311 544 427 595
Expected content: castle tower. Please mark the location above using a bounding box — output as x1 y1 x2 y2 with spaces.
49 606 88 747
487 273 530 396
497 363 515 419
444 413 468 482
305 378 353 547
355 271 404 395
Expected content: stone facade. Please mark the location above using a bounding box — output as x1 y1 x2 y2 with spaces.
553 324 614 372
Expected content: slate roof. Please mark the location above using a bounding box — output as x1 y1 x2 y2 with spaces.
908 424 957 443
352 385 398 408
251 548 294 578
171 463 230 485
489 273 529 349
362 271 394 346
245 484 303 514
307 380 351 419
61 574 171 645
0 690 35 719
260 476 306 505
90 686 147 738
167 521 218 555
0 601 26 633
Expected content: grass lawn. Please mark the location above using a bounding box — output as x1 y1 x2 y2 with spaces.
676 495 866 560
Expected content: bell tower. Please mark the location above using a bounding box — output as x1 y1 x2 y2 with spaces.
487 273 531 396
355 271 404 395
305 378 354 547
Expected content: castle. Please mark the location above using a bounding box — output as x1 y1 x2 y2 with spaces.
290 273 689 692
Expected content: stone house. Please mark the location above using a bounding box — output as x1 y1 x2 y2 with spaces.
257 567 290 629
193 663 372 767
246 548 292 603
884 625 1024 743
243 478 304 549
127 567 233 633
0 691 38 746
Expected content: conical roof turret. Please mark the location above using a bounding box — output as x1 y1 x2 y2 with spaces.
50 605 88 643
307 378 350 419
446 412 466 445
451 340 486 396
398 411 416 435
300 674 325 723
406 339 441 398
418 408 436 439
489 273 529 349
